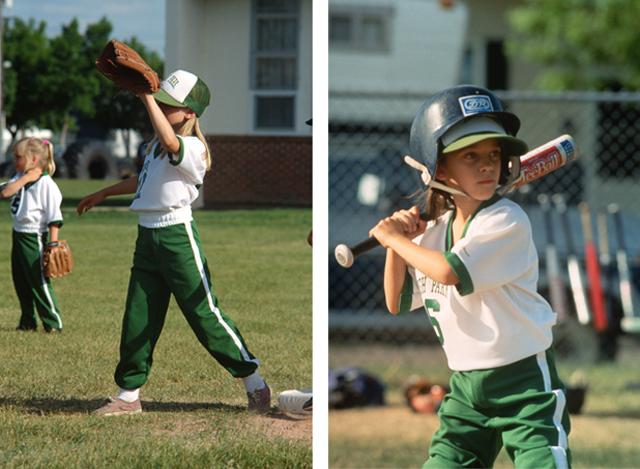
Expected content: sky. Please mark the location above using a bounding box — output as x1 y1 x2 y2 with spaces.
2 0 166 57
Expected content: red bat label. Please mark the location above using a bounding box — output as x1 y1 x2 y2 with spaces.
519 149 562 186
512 135 578 189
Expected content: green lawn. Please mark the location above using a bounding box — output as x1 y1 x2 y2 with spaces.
0 179 313 468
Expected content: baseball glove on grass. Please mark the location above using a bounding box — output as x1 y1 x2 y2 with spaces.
43 240 74 278
95 40 160 95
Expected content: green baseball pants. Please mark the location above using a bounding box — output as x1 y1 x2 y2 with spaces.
11 230 63 332
424 348 571 468
114 221 260 390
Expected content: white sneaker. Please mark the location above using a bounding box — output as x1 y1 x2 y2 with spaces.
277 389 312 414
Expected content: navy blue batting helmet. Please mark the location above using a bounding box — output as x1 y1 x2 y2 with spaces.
409 85 528 183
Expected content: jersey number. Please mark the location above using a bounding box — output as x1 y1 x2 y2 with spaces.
134 160 150 201
424 299 444 345
10 187 22 215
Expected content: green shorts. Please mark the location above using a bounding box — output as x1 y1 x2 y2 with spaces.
424 348 571 468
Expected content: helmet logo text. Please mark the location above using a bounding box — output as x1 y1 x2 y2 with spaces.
459 95 494 116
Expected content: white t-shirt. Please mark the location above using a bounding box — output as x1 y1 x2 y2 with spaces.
399 195 556 371
3 173 63 233
129 135 207 227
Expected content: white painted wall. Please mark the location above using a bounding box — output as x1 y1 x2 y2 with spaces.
166 0 312 136
329 0 468 94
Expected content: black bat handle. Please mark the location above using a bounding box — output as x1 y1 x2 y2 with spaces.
334 237 381 268
334 213 428 268
351 237 381 257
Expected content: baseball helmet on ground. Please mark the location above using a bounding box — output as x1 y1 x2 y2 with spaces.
409 85 528 188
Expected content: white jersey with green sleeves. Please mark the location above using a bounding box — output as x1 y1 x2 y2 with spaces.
398 194 556 372
130 135 206 214
3 173 63 233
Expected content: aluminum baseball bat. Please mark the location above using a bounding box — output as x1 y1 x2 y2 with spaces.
539 193 569 324
552 194 591 325
597 208 618 329
578 202 609 332
609 203 640 332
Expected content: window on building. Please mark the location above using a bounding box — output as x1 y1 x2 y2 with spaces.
486 40 508 90
329 6 392 52
459 47 474 85
458 41 508 90
251 0 300 131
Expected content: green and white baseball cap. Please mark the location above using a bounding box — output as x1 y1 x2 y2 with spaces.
154 70 211 117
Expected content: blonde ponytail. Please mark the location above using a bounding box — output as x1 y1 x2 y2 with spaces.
193 119 211 171
42 140 56 176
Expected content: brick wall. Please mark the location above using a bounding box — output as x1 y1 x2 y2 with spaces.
203 135 312 208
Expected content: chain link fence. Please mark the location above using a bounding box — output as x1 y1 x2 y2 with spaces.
329 91 640 386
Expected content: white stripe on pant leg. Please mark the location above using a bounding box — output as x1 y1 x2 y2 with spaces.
536 350 569 468
536 351 552 391
184 223 259 365
550 446 568 469
38 235 62 328
552 390 569 449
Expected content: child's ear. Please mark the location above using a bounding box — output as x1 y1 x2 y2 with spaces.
185 109 196 119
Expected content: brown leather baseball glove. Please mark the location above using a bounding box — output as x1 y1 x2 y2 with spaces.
43 240 74 278
95 40 161 95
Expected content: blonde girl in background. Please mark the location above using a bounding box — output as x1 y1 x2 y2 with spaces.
1 137 64 333
78 70 270 416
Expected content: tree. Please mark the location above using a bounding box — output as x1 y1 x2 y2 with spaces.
2 18 50 138
41 18 110 147
506 0 640 91
2 16 164 154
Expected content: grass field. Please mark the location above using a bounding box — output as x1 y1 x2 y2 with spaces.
0 179 313 468
329 339 640 468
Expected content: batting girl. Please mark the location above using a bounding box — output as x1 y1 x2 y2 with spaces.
78 70 270 415
1 137 63 333
370 86 571 468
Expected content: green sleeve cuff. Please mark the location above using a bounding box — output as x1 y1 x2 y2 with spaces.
48 221 63 228
397 268 415 315
169 136 184 166
444 251 473 296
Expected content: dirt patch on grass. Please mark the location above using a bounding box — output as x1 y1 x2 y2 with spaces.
148 410 312 443
258 412 313 442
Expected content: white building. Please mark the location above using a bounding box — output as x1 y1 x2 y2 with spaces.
166 0 313 207
166 0 313 137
